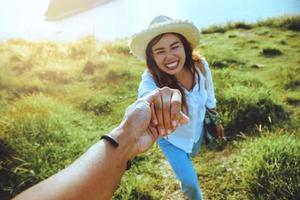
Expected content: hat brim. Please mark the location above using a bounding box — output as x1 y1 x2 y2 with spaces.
129 20 200 61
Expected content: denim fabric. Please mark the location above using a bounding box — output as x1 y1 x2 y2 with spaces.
189 131 204 158
158 138 203 200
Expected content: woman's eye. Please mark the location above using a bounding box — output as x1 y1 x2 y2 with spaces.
171 46 179 50
156 51 164 55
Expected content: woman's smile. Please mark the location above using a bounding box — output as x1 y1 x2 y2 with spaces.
165 60 179 69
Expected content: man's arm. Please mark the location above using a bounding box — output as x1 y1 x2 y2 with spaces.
14 88 188 200
14 123 138 200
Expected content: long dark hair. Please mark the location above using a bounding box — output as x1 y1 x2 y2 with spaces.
145 32 202 114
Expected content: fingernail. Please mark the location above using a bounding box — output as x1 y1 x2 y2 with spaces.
172 120 177 127
167 129 172 134
160 128 165 136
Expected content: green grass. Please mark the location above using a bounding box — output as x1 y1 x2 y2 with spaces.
202 14 300 34
197 131 300 200
0 95 100 199
237 133 300 200
0 15 299 199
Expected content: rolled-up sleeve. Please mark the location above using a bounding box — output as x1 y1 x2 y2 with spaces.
203 60 217 108
138 70 158 98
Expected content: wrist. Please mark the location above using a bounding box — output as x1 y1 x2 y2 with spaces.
110 123 139 160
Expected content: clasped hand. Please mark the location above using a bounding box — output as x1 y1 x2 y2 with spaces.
122 87 189 155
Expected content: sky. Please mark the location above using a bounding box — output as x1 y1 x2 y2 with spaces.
0 0 299 41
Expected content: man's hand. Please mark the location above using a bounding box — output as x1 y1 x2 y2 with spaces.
14 89 190 200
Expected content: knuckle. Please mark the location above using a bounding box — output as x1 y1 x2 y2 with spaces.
172 88 181 95
160 87 171 94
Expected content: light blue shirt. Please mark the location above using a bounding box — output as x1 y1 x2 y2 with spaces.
138 60 216 153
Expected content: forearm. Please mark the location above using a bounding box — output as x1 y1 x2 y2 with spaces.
14 124 137 200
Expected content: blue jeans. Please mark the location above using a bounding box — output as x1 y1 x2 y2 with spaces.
158 137 203 200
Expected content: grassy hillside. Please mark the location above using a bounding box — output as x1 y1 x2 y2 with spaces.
0 15 299 200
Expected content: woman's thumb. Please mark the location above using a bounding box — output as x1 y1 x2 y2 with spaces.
179 112 189 124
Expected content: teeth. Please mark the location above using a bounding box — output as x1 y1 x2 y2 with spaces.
166 61 178 69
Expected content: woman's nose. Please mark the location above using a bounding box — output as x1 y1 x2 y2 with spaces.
165 51 176 60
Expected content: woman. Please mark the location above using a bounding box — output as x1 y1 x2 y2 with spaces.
129 15 224 200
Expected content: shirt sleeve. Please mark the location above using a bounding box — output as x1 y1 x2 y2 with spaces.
138 70 158 98
202 60 217 109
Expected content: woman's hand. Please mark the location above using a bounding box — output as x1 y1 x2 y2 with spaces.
122 88 188 155
147 87 189 138
216 123 225 139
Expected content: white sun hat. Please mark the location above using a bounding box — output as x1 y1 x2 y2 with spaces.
129 15 200 61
